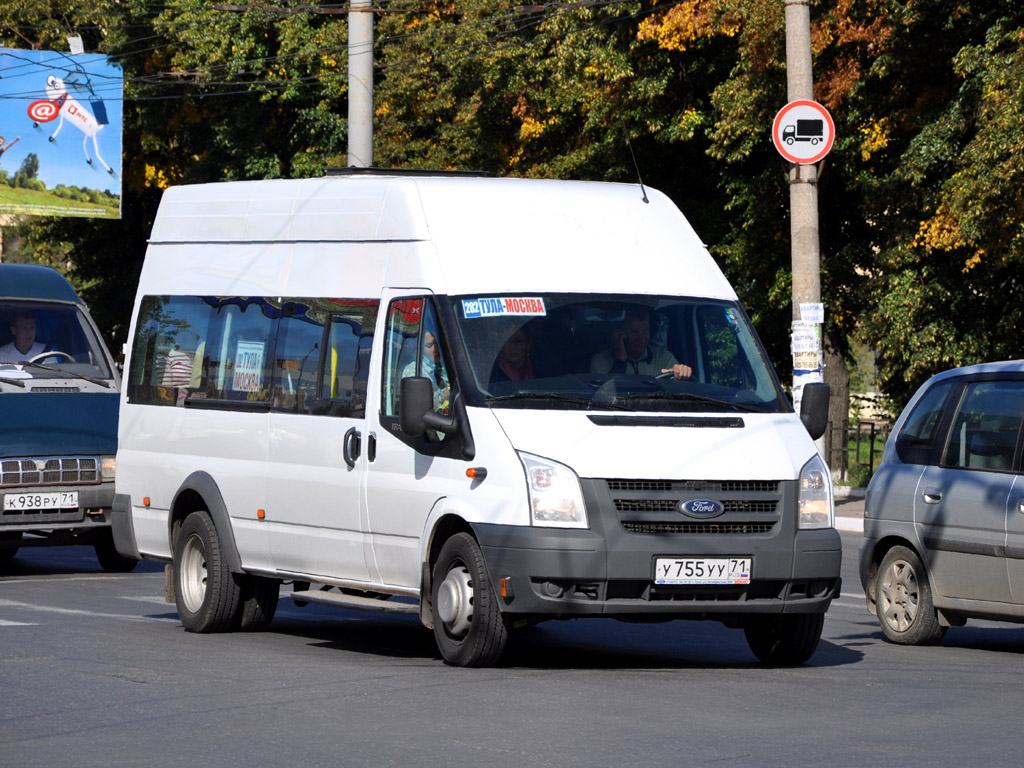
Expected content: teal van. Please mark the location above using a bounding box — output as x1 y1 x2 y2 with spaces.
0 264 133 571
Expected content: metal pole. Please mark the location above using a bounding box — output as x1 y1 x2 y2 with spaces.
347 0 373 167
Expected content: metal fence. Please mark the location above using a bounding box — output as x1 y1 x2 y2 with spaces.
826 419 891 485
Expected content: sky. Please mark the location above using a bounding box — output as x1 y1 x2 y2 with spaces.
0 47 123 195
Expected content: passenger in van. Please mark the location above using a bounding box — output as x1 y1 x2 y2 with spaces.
0 311 59 363
590 307 692 380
160 345 193 388
403 331 450 413
490 327 535 384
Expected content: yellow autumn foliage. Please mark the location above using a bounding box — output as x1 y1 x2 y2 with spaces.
637 0 737 52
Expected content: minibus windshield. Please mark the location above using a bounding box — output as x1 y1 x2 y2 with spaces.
450 294 787 414
0 301 114 382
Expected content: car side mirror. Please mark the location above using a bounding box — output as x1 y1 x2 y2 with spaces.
399 376 457 436
799 382 830 441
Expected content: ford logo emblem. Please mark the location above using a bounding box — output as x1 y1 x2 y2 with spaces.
678 499 724 518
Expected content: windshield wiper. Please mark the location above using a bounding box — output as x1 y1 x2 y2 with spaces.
611 391 766 413
14 361 113 389
485 392 632 411
0 376 27 388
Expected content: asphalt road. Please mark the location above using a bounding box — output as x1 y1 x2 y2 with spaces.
2 529 1023 768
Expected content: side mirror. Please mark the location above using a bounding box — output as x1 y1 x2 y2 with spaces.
399 376 457 436
799 382 830 441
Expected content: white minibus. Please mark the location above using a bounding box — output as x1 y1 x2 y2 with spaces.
112 171 840 666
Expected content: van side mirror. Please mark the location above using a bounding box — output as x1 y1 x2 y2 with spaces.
799 382 830 441
400 376 457 436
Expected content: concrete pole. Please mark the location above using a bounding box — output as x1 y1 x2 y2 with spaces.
347 0 374 167
784 0 825 455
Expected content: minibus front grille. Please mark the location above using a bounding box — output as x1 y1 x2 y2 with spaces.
621 521 776 535
0 457 101 487
614 499 777 514
607 480 779 493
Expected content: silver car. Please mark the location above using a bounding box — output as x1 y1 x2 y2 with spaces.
860 361 1024 644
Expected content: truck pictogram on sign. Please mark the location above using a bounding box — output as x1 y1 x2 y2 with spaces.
772 100 834 164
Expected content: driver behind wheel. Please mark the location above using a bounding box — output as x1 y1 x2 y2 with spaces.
589 306 692 380
0 311 60 363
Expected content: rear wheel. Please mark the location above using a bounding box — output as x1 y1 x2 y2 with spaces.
431 533 508 667
875 545 946 645
94 529 139 573
744 613 824 665
174 510 241 633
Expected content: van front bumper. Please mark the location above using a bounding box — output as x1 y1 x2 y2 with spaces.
473 476 842 619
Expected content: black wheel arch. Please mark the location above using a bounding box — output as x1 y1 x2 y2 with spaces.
169 471 243 574
419 513 477 630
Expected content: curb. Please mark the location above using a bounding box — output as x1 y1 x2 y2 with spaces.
833 486 867 499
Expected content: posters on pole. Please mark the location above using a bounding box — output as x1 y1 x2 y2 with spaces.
792 320 823 415
0 47 123 219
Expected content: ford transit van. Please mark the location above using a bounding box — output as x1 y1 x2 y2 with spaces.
1 263 132 571
112 172 840 666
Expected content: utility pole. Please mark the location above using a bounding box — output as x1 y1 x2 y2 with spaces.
782 0 826 456
347 0 374 167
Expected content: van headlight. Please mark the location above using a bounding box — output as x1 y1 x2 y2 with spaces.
518 452 588 529
798 453 833 529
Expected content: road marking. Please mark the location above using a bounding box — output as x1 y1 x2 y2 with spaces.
0 598 178 623
0 619 37 626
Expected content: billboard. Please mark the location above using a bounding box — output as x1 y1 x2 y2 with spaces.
0 48 123 219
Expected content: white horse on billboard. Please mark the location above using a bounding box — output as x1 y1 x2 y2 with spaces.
43 74 114 174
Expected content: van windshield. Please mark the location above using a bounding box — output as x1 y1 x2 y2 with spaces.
449 294 787 414
0 301 114 382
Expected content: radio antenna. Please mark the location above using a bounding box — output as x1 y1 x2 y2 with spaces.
627 138 649 204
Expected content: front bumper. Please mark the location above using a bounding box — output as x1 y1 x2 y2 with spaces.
473 478 842 619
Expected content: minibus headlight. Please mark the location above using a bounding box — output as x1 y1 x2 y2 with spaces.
798 454 833 529
518 452 588 529
101 456 116 482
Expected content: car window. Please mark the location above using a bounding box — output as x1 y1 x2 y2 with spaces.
895 379 954 465
942 380 1024 472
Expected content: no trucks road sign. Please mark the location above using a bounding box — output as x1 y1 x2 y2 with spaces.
772 100 835 164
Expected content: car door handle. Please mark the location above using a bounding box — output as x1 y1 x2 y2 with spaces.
1017 498 1024 515
343 427 361 469
922 488 942 504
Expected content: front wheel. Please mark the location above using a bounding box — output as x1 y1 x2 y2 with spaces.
744 613 824 665
431 533 508 667
174 510 241 633
875 545 946 645
0 531 22 561
94 528 139 573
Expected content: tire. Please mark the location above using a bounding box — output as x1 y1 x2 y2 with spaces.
0 531 22 561
173 510 242 633
236 575 280 632
744 613 824 665
875 545 946 645
431 533 508 667
94 528 139 573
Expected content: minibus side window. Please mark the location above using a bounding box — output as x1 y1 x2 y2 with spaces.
305 300 377 418
127 295 211 406
204 298 275 403
381 297 452 445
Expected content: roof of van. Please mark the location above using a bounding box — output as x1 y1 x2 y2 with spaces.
0 263 82 303
147 174 735 300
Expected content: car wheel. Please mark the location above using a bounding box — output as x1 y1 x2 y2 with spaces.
94 528 139 573
744 613 824 664
431 533 508 667
875 545 946 645
174 510 241 633
0 531 22 561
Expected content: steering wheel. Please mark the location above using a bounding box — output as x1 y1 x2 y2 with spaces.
655 371 675 380
28 350 74 363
